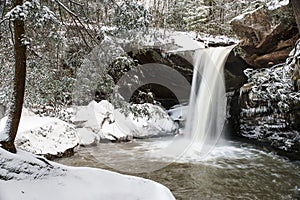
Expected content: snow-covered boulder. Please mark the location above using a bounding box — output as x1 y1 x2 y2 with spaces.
0 116 79 157
103 103 179 140
73 100 178 143
0 148 176 200
76 128 99 146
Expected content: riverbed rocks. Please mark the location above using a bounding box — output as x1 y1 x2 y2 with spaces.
230 3 299 68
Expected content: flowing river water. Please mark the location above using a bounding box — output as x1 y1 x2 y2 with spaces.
57 138 300 199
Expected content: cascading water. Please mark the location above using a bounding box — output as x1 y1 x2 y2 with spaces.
184 46 235 154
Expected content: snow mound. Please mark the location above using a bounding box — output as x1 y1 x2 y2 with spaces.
0 148 175 200
0 116 79 157
73 101 178 144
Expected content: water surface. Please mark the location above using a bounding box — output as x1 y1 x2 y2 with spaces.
57 139 300 200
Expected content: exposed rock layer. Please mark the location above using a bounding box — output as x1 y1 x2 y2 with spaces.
231 4 299 68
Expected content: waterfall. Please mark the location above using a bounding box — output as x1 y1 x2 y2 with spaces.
184 46 234 153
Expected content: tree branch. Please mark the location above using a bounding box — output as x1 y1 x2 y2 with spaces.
54 0 99 45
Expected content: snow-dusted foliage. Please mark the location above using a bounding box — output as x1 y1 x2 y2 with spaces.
267 0 289 10
4 0 58 26
1 0 154 119
143 0 276 35
73 36 138 106
113 0 152 33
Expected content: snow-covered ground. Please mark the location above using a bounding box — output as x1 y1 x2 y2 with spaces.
0 110 79 157
73 100 179 144
0 100 178 154
0 148 175 200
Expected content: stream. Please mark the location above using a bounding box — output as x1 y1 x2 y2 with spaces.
57 138 300 200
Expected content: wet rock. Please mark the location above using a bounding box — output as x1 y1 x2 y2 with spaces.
224 51 249 92
230 4 299 68
235 40 300 159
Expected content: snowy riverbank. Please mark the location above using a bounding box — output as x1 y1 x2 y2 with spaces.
0 148 175 200
0 100 178 156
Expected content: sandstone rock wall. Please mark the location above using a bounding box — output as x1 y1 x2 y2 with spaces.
231 4 299 68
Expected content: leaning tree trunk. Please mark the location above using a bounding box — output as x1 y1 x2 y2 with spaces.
0 0 26 153
291 0 300 32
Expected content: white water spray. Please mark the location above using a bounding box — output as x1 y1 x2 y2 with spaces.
184 46 234 153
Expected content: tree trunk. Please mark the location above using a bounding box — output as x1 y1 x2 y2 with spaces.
0 0 26 153
291 0 300 32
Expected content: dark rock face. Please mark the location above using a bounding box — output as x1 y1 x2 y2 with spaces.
230 4 299 68
235 40 300 159
127 48 193 109
224 51 249 92
127 48 247 109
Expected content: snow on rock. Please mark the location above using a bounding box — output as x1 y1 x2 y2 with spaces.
267 0 289 10
166 31 205 53
168 105 188 122
76 128 99 146
0 115 79 157
0 148 175 200
73 100 178 143
140 29 205 53
106 103 179 139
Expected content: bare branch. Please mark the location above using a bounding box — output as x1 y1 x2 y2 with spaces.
54 0 77 17
54 0 99 45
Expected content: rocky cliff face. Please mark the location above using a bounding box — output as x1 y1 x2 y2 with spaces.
230 3 299 68
237 40 300 159
126 47 248 109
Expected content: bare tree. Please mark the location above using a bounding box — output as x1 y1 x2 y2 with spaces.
0 0 26 153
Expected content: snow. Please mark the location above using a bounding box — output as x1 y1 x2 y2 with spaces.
197 33 239 46
76 128 99 146
140 29 205 52
230 6 264 23
167 105 188 121
0 148 175 200
73 101 178 144
0 114 79 156
167 32 205 53
267 0 289 10
0 100 178 153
